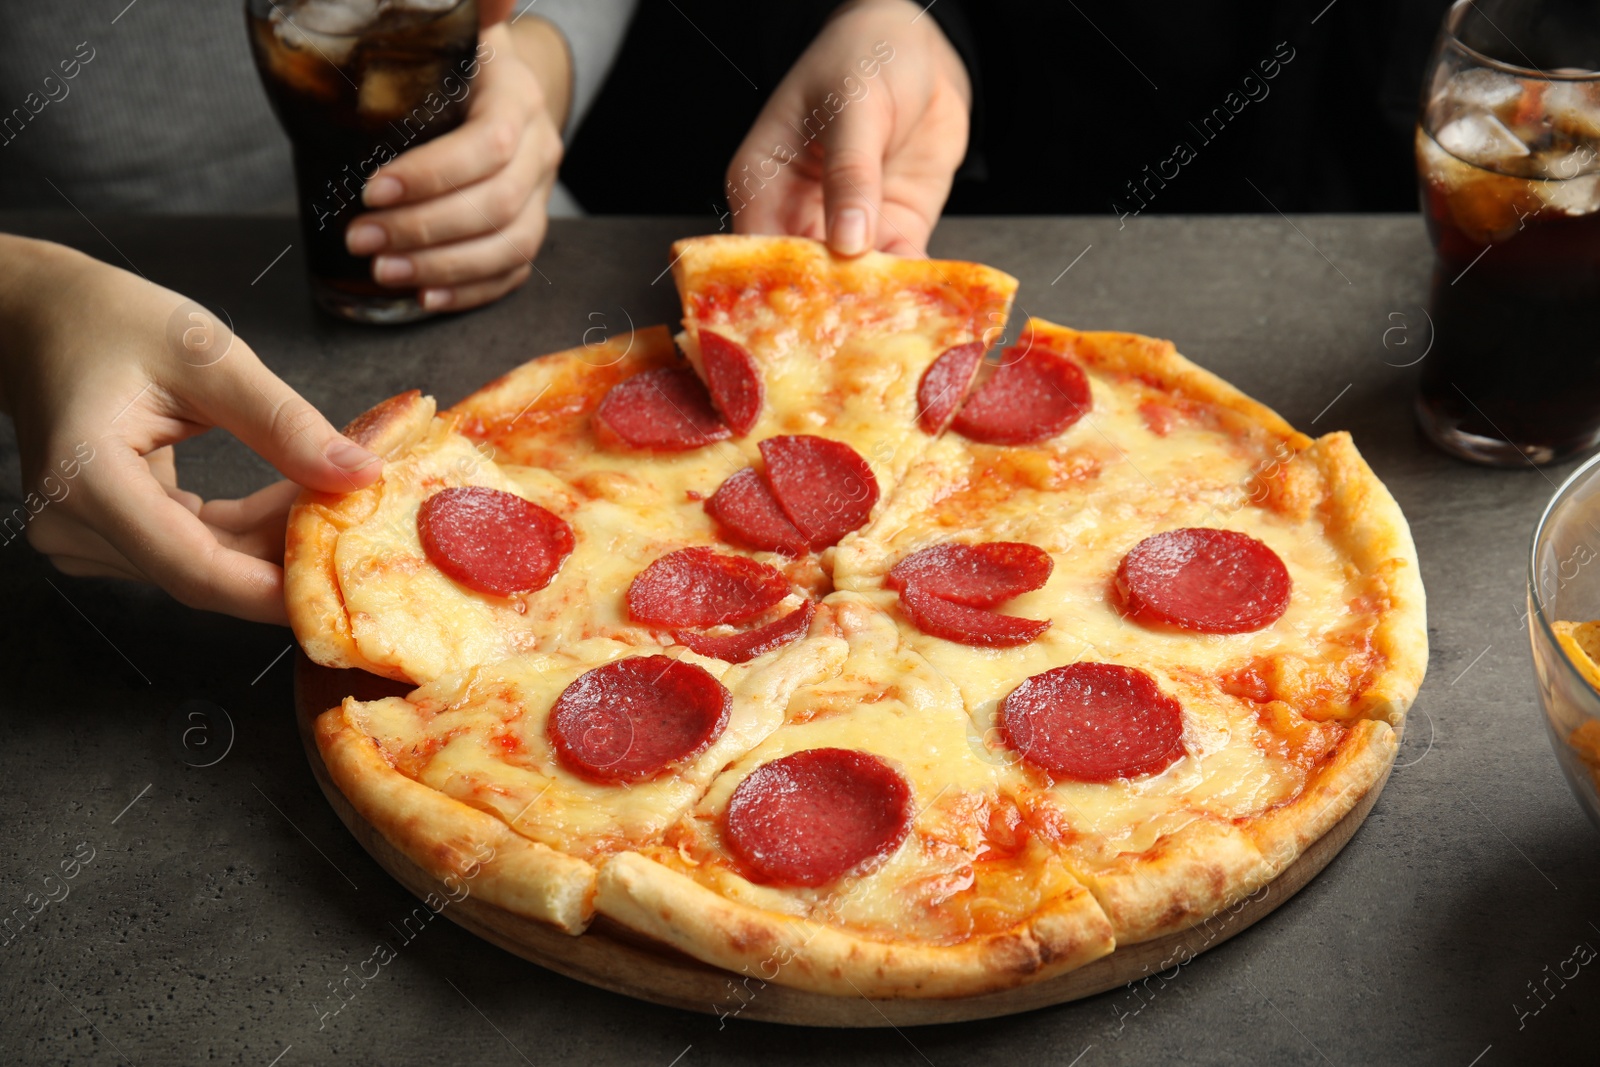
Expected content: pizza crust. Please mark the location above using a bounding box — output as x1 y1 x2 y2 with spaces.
448 327 682 468
1065 718 1395 946
671 235 1017 351
1031 320 1305 444
594 852 1115 999
1302 433 1429 730
316 699 597 933
342 389 437 456
1246 717 1398 876
1071 818 1275 946
284 390 439 681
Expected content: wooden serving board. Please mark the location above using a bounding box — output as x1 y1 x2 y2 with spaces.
295 655 1391 1028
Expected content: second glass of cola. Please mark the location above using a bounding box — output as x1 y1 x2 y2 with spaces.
1416 0 1600 466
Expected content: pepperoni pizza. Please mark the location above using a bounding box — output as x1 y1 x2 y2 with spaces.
285 235 1427 999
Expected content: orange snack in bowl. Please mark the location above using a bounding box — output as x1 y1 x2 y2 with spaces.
1553 619 1600 692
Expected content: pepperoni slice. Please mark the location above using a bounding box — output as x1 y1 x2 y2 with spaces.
886 542 1053 608
759 435 880 550
595 366 732 451
697 330 764 436
1116 528 1291 634
1000 662 1185 782
547 656 730 783
898 583 1050 647
951 346 1091 445
916 341 986 435
705 467 810 555
627 547 789 629
724 748 913 887
417 486 574 598
676 600 814 664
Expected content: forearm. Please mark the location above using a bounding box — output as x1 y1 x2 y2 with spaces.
499 17 574 132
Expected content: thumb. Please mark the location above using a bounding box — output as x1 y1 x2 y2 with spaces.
164 322 382 495
820 105 890 257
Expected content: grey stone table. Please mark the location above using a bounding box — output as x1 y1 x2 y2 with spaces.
1 214 1594 1067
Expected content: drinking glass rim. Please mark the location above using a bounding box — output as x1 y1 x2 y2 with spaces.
245 0 474 34
1443 0 1600 82
1528 448 1600 698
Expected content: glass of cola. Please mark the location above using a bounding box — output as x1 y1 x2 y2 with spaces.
246 0 479 323
1416 0 1600 466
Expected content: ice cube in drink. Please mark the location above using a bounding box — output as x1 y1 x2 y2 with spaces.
1415 66 1600 464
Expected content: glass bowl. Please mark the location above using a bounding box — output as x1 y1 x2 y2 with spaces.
1529 449 1600 833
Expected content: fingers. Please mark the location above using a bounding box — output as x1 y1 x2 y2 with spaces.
725 97 825 240
207 507 291 567
374 208 547 291
870 199 936 259
820 97 893 257
65 445 291 624
29 507 145 580
50 554 149 583
164 482 204 516
364 111 521 210
722 0 970 259
143 445 207 515
198 480 298 567
733 92 897 256
146 445 178 486
161 335 382 497
361 53 538 210
347 28 556 303
348 123 552 256
870 86 971 258
419 263 534 313
28 459 292 623
199 479 301 535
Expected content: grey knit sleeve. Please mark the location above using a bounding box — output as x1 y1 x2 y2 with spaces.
522 0 639 136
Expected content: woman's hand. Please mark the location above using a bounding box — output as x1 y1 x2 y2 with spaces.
0 236 382 624
728 0 971 257
344 16 572 312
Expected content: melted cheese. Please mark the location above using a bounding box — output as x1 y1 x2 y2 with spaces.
829 359 1372 865
335 425 556 682
848 373 1366 662
350 635 846 858
677 242 1017 493
334 405 789 685
649 596 1090 944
